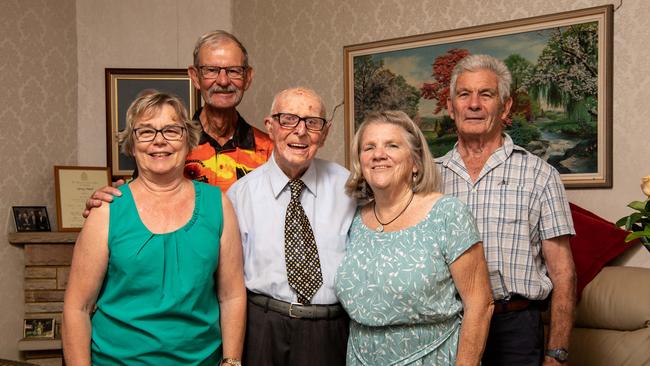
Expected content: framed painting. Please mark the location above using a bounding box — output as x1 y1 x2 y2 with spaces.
344 5 613 188
105 68 202 178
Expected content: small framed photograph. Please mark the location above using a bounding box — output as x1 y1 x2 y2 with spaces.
54 166 111 232
23 318 55 339
12 206 51 232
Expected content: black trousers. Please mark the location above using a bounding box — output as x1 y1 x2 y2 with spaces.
243 298 349 366
482 308 545 366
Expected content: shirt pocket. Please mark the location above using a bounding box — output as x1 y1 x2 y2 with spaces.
488 183 532 226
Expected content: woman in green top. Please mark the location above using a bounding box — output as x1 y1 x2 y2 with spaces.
63 92 246 366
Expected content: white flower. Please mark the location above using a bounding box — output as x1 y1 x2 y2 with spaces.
641 175 650 197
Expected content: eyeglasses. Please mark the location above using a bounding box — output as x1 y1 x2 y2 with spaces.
197 65 247 80
272 113 327 132
133 125 186 142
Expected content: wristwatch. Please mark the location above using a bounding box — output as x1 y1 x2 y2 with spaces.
545 348 569 363
222 358 242 366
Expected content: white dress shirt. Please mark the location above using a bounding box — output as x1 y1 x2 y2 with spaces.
227 153 357 304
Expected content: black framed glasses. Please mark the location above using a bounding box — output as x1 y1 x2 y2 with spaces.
133 125 186 142
272 113 327 132
197 65 247 80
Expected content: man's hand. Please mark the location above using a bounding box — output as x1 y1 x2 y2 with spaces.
82 179 125 218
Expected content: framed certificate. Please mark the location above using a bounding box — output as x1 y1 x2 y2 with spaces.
54 166 111 231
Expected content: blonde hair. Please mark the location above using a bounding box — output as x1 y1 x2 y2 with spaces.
345 110 440 199
118 91 201 157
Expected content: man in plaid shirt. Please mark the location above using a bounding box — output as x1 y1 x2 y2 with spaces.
437 54 576 366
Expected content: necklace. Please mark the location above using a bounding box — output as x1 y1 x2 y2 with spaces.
373 192 414 232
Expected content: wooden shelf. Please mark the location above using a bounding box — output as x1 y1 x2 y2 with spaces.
8 232 78 245
17 338 61 351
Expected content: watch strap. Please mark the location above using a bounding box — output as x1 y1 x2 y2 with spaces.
222 358 242 366
545 348 569 362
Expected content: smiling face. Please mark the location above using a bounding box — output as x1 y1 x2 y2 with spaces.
359 122 416 194
188 40 253 111
133 104 189 178
447 68 512 143
265 89 328 179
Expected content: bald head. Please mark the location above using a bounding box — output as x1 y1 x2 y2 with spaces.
270 87 326 118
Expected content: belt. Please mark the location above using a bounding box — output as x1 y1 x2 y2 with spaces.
493 297 534 314
247 292 345 319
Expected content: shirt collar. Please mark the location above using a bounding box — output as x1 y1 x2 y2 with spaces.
437 132 519 167
268 152 318 199
194 108 256 151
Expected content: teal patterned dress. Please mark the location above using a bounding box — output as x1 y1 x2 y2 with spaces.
335 195 480 365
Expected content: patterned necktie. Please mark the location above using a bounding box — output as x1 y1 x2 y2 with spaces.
284 179 323 304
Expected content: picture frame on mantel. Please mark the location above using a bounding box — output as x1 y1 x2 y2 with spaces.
12 206 51 232
54 166 111 232
105 68 202 179
344 5 613 188
23 318 55 339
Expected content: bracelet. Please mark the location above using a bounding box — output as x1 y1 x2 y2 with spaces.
222 358 242 366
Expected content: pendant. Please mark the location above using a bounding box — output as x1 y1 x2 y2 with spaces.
375 224 384 232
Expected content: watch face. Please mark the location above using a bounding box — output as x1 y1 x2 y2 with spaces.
547 348 569 362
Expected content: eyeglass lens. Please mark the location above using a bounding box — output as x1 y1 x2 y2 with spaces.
134 126 185 142
199 66 246 80
275 113 326 131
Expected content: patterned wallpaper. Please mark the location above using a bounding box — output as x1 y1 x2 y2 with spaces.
232 0 650 228
1 0 648 360
0 0 77 359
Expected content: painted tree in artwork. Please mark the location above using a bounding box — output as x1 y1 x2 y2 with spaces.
420 48 470 114
504 54 536 121
524 23 598 122
353 55 420 124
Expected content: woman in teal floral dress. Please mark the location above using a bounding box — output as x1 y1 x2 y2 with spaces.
335 111 494 365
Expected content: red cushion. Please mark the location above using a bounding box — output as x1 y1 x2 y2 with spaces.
569 203 634 299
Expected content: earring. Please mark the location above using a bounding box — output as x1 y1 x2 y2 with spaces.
412 172 418 192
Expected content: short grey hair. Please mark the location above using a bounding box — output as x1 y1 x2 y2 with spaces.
118 91 201 157
192 30 249 68
345 110 440 200
449 54 512 103
270 87 326 118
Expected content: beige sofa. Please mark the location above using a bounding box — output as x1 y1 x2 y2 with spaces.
570 266 650 365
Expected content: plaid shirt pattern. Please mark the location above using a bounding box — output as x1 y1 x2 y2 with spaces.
436 134 575 300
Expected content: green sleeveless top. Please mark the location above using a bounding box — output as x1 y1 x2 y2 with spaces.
91 180 223 366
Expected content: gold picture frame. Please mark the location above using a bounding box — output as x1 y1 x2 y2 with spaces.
54 166 111 232
344 5 613 188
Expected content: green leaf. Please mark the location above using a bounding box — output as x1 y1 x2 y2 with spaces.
628 200 648 211
626 231 650 242
628 212 646 226
615 216 629 228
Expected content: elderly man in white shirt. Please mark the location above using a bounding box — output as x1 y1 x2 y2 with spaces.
227 87 356 366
